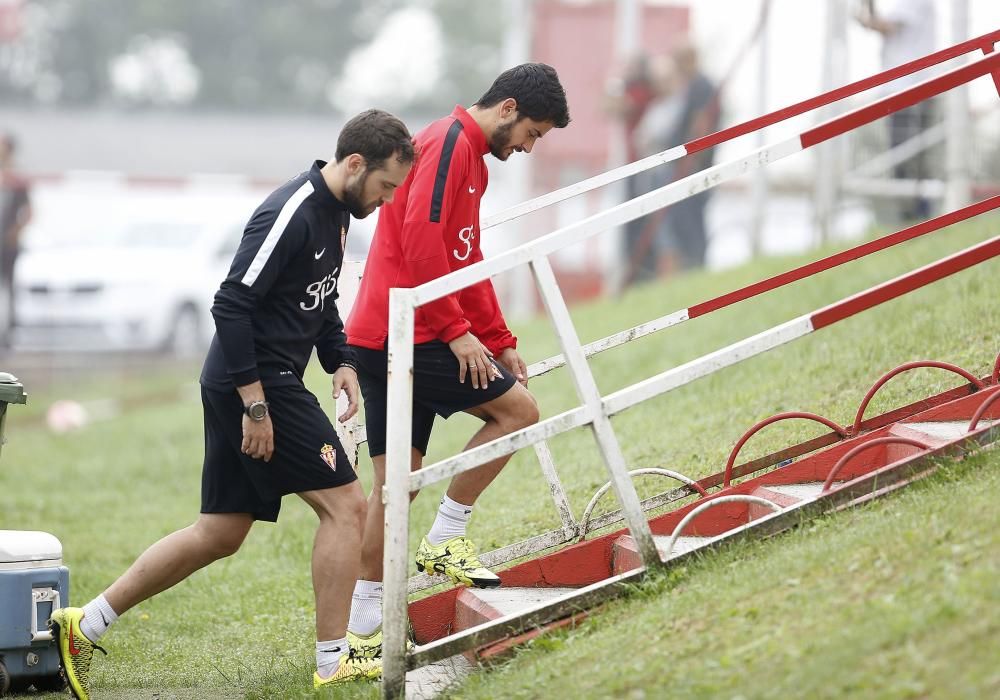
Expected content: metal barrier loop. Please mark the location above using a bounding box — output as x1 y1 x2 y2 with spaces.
967 386 1000 433
664 495 783 559
822 436 930 492
723 412 849 487
851 361 985 435
578 468 707 541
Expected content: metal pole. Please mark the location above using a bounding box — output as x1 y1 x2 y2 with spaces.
382 289 416 700
529 256 660 566
607 0 642 295
749 2 770 257
944 0 971 212
815 0 848 245
502 0 536 320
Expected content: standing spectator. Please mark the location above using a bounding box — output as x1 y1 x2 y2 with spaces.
0 132 31 346
605 54 659 282
630 54 686 279
662 43 720 271
856 0 938 221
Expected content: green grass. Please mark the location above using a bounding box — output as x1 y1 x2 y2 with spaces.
1 214 997 698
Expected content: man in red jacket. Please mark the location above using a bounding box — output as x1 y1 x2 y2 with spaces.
344 63 569 657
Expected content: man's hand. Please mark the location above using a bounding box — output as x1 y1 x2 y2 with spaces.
241 414 274 462
448 332 501 389
496 347 528 387
332 365 360 423
236 380 274 461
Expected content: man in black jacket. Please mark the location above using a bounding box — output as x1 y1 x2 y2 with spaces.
49 109 414 697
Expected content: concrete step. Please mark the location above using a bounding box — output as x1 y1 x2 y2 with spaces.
406 654 475 700
895 419 995 442
452 586 583 663
612 534 711 574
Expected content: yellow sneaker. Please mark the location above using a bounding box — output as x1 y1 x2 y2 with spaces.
312 649 381 687
49 607 107 700
414 535 501 588
347 624 414 660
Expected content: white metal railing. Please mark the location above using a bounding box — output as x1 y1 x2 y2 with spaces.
373 44 1000 698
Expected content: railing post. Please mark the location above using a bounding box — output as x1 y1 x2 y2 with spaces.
383 288 416 700
533 440 578 532
528 256 661 567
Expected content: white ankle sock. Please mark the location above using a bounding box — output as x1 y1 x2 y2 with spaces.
80 594 118 642
348 579 383 636
316 637 348 679
426 495 473 545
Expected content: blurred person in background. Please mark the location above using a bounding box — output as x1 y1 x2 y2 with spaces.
856 0 939 221
662 42 719 272
48 109 414 698
344 63 570 661
605 54 658 281
0 131 32 348
629 54 685 280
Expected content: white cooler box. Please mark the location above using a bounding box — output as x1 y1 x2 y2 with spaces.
0 530 68 695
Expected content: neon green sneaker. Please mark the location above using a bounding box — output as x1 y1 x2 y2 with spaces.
49 607 107 700
347 624 414 660
312 648 382 687
414 535 501 588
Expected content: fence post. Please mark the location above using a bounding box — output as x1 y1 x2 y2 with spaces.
529 256 660 567
382 289 416 700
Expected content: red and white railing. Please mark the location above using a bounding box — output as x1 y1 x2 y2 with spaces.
379 31 1000 699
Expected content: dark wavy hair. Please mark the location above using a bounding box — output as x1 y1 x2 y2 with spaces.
475 63 570 128
336 109 414 169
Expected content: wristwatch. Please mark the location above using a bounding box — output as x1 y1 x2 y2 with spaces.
243 400 270 421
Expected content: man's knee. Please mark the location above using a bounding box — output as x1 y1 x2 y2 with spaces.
309 483 368 532
494 386 540 432
193 515 251 559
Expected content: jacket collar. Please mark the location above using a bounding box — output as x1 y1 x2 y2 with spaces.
451 105 489 156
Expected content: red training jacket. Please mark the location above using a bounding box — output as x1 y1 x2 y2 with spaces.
346 105 517 355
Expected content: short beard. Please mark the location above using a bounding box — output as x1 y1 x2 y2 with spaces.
488 120 516 161
342 170 372 219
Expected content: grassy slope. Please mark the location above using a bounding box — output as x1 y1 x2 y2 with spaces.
1 214 997 698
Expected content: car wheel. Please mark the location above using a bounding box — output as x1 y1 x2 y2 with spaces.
166 304 202 358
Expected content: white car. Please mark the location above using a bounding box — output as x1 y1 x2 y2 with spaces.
13 218 245 355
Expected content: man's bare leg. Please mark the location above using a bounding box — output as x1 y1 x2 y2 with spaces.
359 382 539 582
103 512 254 616
298 481 368 641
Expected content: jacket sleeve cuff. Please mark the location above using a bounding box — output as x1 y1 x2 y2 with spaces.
485 334 517 356
231 368 261 387
439 317 472 344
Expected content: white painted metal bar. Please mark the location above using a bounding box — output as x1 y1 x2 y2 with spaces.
412 138 804 306
602 317 815 417
841 177 946 199
527 309 690 379
533 440 578 530
409 406 591 492
382 288 417 700
480 146 687 230
529 256 660 566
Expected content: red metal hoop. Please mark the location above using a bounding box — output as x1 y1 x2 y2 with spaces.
967 386 1000 433
723 412 848 487
822 437 930 492
851 362 985 435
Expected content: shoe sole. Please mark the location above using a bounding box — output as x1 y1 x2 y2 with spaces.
416 562 502 589
48 616 85 700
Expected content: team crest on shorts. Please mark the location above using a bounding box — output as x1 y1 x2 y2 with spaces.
320 443 337 471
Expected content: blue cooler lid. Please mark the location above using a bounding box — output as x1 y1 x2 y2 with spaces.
0 530 63 569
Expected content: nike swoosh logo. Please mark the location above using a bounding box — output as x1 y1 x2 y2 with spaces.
314 248 326 259
468 186 476 194
68 620 81 656
100 610 110 626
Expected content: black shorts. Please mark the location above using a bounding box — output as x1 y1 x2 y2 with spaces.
200 384 357 522
353 340 518 457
